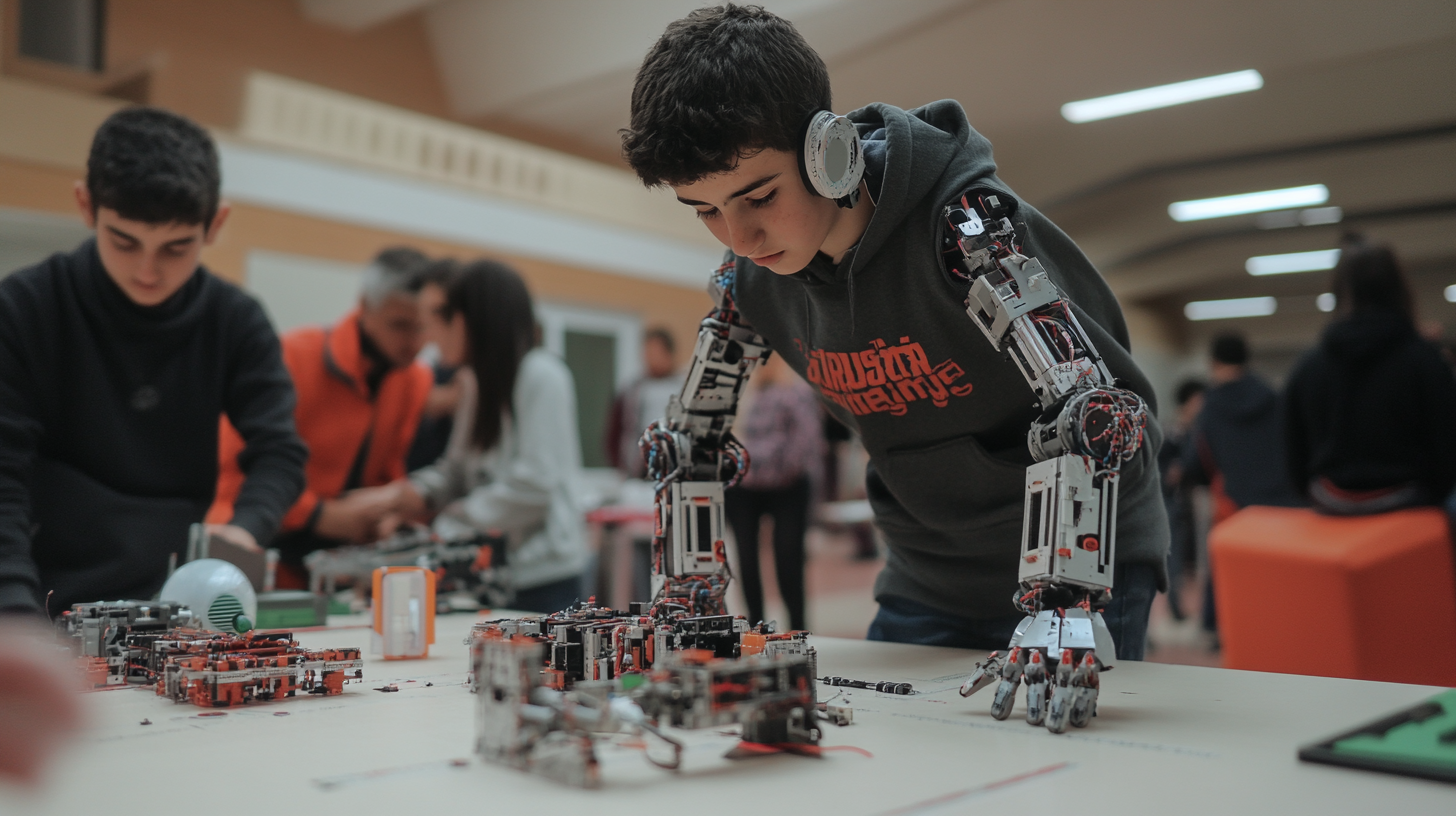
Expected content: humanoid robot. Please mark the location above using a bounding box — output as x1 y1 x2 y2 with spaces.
944 192 1148 733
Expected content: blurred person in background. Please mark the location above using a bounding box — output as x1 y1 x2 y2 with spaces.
1283 239 1456 516
1182 333 1302 636
0 107 305 614
1159 380 1205 622
725 352 823 632
605 327 681 478
406 259 463 471
603 327 683 600
209 247 435 586
354 260 588 613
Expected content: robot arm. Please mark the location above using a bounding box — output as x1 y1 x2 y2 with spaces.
639 261 770 617
946 192 1148 732
944 191 1148 599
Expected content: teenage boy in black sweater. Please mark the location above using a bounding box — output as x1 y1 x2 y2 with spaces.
622 6 1167 657
0 108 307 615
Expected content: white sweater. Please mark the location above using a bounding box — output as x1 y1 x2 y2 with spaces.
408 348 587 590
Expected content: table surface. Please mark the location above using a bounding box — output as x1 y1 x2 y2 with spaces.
4 613 1453 816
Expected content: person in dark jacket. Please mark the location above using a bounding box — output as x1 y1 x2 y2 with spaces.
0 107 307 615
620 6 1166 658
1284 240 1456 514
1182 333 1302 634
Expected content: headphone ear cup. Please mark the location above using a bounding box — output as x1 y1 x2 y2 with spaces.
801 111 864 201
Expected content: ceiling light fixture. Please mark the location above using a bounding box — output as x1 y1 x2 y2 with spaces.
1317 293 1336 312
1169 184 1329 222
1184 296 1277 321
1254 206 1344 230
1446 285 1456 303
1246 249 1341 276
1062 69 1264 124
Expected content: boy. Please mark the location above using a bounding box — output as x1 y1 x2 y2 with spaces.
0 107 307 614
622 5 1166 657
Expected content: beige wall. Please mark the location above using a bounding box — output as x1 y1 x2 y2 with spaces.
104 0 453 130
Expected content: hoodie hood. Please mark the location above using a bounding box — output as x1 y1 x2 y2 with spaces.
1207 374 1278 423
789 101 1004 288
1321 308 1417 369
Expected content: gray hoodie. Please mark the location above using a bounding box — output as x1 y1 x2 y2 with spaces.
732 100 1168 619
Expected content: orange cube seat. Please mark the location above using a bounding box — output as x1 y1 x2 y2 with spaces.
1209 505 1456 685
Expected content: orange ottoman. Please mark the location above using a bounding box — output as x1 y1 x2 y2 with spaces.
1209 505 1456 685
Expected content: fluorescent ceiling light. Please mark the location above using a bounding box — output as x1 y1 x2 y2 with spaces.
1062 69 1263 123
1184 297 1277 321
1255 206 1344 230
1170 184 1329 222
1246 249 1341 276
1446 285 1456 303
1317 293 1336 312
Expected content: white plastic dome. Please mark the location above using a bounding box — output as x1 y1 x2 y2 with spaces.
159 559 258 633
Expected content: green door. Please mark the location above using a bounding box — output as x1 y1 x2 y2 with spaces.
563 330 617 468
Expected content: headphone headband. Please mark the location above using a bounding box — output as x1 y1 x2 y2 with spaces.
800 110 864 204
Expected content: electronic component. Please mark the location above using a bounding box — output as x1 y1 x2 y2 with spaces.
56 600 195 688
372 566 436 659
819 676 913 694
472 629 819 788
149 630 363 708
945 191 1147 733
305 526 505 607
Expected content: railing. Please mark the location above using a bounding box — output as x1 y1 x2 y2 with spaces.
238 71 705 245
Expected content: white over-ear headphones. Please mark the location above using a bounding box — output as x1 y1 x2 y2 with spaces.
800 110 865 207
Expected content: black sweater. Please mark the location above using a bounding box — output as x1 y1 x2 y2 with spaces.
0 240 307 613
1284 309 1456 501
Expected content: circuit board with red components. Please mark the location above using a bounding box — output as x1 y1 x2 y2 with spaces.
145 630 363 708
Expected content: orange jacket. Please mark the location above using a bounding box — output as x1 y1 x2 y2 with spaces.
208 311 432 534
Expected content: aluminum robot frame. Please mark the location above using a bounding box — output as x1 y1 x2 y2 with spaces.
639 260 768 620
944 192 1149 733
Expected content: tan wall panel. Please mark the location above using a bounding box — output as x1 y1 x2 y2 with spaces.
206 204 712 368
0 156 82 214
106 0 453 130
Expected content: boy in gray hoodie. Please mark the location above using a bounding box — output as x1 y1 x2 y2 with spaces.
621 5 1167 658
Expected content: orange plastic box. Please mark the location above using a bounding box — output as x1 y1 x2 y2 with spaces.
1209 505 1456 685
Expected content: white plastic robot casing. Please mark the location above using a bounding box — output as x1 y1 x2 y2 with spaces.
159 558 257 633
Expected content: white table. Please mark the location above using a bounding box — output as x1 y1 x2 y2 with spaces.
4 613 1453 816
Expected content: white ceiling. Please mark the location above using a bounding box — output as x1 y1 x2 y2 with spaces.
301 0 1456 353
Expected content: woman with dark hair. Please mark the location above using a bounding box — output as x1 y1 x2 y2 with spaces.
1283 237 1456 514
363 259 587 612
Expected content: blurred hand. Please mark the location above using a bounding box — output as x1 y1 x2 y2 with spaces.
373 512 405 541
0 620 84 786
205 523 260 553
315 491 393 543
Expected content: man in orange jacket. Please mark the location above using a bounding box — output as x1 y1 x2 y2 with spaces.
209 248 435 584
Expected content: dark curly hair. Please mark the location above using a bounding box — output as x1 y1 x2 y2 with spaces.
621 4 831 187
86 107 220 227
